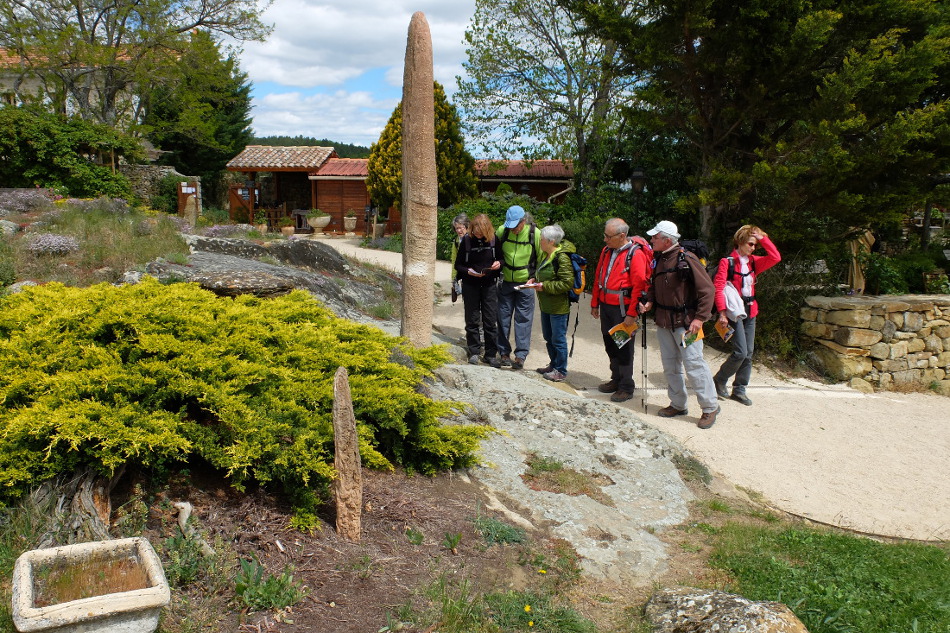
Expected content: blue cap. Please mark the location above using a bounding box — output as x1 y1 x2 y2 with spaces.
504 205 526 229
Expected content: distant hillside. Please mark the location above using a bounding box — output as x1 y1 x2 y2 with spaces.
251 136 370 158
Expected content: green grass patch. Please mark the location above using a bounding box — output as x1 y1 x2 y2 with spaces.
522 453 615 507
710 523 950 633
408 575 596 633
474 514 526 546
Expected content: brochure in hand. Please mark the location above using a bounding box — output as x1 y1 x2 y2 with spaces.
680 327 706 348
715 320 735 342
608 321 639 348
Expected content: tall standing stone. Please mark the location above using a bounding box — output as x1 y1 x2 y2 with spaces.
400 11 437 347
332 367 362 542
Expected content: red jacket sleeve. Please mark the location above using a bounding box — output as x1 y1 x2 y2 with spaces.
713 256 731 313
752 235 781 274
590 247 607 308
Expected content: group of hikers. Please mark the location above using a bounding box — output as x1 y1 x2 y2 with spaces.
451 205 781 430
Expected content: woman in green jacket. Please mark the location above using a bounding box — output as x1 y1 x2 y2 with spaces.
530 225 575 382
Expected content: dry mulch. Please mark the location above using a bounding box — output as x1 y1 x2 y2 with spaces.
121 465 544 633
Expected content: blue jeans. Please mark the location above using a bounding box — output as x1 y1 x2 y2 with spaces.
497 281 536 360
540 311 569 374
715 316 756 395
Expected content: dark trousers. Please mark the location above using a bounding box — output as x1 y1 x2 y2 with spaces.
462 280 499 358
599 303 636 391
715 316 756 395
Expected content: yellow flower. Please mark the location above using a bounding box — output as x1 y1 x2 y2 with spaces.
538 569 547 574
524 605 532 612
528 621 534 627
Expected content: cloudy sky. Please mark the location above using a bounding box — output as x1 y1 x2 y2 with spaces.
238 0 477 148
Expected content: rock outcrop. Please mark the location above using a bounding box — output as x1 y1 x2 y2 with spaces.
646 587 809 632
138 236 400 324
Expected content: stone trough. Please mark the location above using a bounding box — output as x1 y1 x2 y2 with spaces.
12 537 170 633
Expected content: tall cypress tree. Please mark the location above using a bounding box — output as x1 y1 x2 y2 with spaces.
366 82 478 211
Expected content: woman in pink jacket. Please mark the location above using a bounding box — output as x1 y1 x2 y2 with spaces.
712 225 781 405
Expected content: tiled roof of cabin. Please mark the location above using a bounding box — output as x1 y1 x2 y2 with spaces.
310 158 368 177
475 159 573 179
227 146 336 171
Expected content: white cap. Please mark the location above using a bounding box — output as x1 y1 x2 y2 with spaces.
647 220 680 240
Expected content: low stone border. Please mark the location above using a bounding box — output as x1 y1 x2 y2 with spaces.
801 294 950 395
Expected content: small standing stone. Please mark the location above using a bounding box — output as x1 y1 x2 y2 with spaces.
332 367 362 542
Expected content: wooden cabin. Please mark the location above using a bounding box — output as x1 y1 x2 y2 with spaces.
226 145 574 234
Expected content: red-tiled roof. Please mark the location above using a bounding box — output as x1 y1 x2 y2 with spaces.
475 159 573 179
227 145 336 171
310 158 368 178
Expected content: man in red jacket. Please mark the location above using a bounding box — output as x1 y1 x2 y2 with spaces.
590 218 652 403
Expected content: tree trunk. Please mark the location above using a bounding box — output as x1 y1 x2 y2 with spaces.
32 468 122 548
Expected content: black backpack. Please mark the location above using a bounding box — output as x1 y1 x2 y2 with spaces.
679 239 709 266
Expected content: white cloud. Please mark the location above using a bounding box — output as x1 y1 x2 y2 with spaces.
239 0 475 146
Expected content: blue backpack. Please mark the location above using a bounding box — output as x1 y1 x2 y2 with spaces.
551 243 587 356
552 243 587 303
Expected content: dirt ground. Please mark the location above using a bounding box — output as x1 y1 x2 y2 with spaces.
120 457 750 633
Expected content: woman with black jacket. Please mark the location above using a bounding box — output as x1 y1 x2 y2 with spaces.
454 213 503 366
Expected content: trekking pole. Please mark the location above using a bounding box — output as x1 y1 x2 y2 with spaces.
640 292 648 414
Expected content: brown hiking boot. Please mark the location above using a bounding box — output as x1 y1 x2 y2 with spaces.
598 380 619 393
657 405 688 418
610 390 633 402
698 406 720 429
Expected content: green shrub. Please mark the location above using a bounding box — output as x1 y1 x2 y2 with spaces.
151 173 188 215
438 187 552 261
0 280 491 507
202 206 230 225
234 557 307 611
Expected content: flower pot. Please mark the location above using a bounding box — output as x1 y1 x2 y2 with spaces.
255 223 268 234
280 226 296 238
343 217 358 233
12 537 170 633
306 215 331 232
373 222 387 240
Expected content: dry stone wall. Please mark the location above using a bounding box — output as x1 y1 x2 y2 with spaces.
801 295 950 395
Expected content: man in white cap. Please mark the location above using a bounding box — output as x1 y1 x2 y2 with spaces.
638 220 721 429
495 205 541 369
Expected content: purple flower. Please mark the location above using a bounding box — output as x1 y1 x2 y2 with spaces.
27 233 80 256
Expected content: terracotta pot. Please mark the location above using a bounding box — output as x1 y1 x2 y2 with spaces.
280 226 296 238
255 223 268 234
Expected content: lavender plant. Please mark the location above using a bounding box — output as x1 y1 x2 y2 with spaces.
26 233 80 256
0 189 56 216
